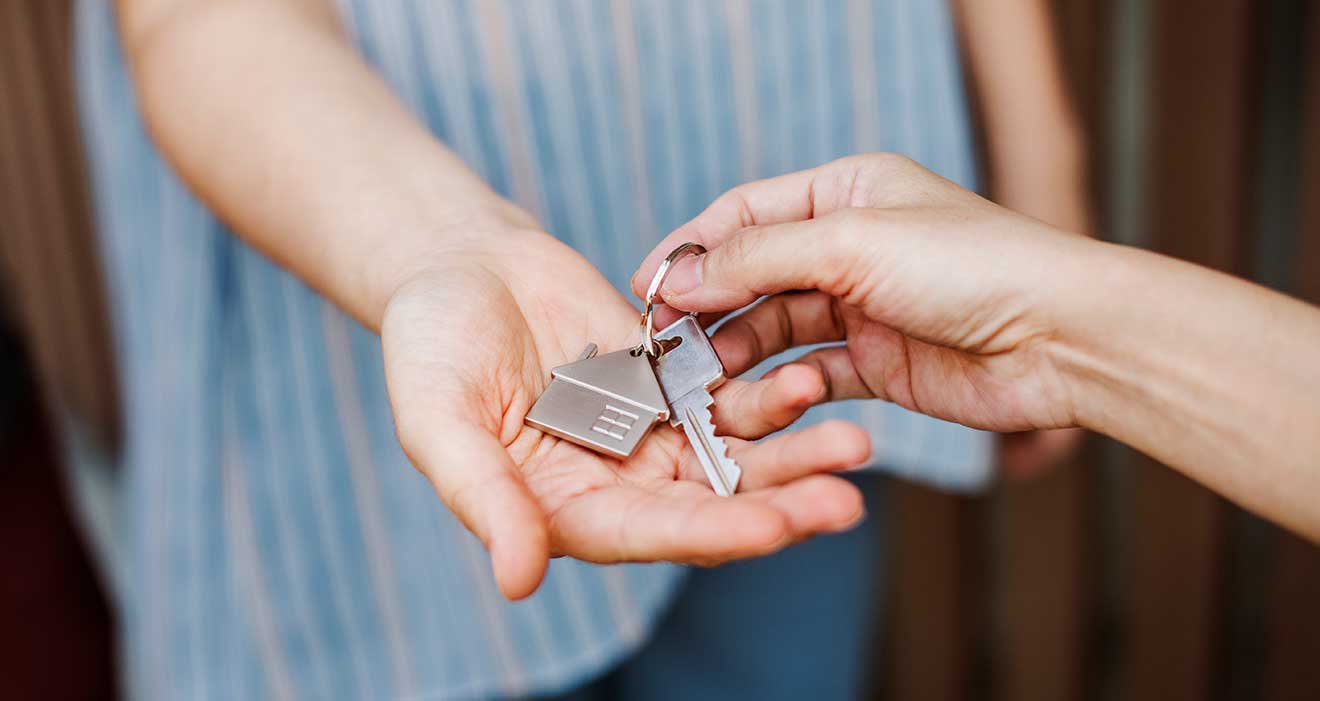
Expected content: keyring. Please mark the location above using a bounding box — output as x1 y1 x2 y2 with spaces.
637 242 706 357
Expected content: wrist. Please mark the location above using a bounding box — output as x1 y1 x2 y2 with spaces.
362 200 540 331
1037 239 1164 437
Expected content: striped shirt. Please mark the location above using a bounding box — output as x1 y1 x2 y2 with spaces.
69 1 992 698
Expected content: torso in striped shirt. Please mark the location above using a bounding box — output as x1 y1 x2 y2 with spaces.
71 1 991 698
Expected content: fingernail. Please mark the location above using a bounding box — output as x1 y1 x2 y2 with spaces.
663 256 703 296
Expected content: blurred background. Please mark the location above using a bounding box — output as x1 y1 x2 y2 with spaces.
0 0 1316 699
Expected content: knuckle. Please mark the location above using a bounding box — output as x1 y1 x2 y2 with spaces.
713 186 758 229
846 153 924 207
812 209 884 299
867 151 918 173
834 151 911 175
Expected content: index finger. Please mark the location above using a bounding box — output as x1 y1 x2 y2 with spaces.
631 153 926 297
631 165 836 297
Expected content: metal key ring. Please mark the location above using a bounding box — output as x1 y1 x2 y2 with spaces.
637 242 707 357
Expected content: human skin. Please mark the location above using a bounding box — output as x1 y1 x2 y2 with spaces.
636 154 1320 541
114 0 1093 598
955 0 1095 477
115 0 871 600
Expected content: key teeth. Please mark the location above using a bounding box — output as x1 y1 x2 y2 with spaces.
679 402 742 496
711 436 734 461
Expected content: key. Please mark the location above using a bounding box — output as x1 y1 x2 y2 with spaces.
652 315 743 496
525 343 671 459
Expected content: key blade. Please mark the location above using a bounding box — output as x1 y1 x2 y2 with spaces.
678 401 742 497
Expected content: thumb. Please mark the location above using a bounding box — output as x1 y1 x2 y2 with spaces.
659 211 870 312
402 415 550 600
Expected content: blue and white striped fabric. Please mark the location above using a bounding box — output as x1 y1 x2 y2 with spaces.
70 1 992 698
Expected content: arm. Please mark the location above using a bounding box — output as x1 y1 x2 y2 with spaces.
1061 244 1320 535
117 0 866 599
636 155 1320 541
955 0 1090 231
118 0 529 329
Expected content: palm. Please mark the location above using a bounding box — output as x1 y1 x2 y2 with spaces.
827 302 1084 476
837 297 1070 432
381 233 867 598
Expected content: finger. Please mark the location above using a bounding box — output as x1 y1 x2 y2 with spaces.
631 153 933 298
657 213 876 313
631 166 836 298
630 159 887 295
741 474 867 537
769 347 875 402
651 303 687 330
651 304 728 332
548 481 795 564
710 291 845 376
708 419 872 490
548 476 866 566
708 363 827 439
401 417 549 600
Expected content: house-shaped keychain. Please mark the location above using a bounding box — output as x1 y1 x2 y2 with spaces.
525 344 671 459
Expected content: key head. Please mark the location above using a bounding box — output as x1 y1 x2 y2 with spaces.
653 315 726 408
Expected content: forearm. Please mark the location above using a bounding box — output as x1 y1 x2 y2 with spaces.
956 0 1088 228
1054 242 1320 537
118 0 531 329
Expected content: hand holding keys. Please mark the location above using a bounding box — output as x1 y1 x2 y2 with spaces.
526 244 742 495
385 232 867 598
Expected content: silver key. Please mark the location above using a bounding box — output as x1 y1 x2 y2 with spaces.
524 343 671 459
653 315 743 496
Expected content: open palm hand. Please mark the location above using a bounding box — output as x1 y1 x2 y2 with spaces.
381 231 868 599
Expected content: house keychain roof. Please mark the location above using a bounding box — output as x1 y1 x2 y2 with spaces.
550 345 670 421
524 343 671 459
